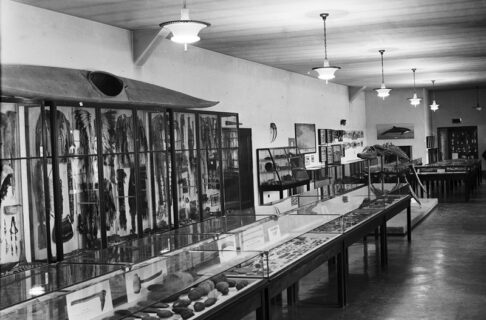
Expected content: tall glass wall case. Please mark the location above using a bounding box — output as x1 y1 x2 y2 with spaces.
173 112 241 227
0 99 240 271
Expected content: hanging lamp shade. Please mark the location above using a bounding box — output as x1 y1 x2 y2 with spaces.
312 13 341 84
408 68 422 107
429 80 439 112
159 0 210 50
473 86 482 111
374 50 391 100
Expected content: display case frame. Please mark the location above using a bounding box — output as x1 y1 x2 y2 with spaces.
1 96 241 269
0 98 55 273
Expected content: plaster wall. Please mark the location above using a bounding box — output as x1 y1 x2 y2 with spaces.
1 0 367 208
365 88 430 163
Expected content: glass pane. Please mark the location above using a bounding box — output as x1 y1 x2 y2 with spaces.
1 159 26 270
102 156 134 244
60 155 101 254
57 107 97 156
200 150 221 220
222 148 240 212
173 112 196 151
0 263 122 311
137 153 152 235
28 158 50 262
151 151 171 231
28 105 50 158
149 111 168 151
175 151 199 225
199 114 219 149
0 103 20 158
221 115 238 148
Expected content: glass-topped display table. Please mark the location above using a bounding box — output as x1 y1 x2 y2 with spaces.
414 159 481 202
1 248 268 320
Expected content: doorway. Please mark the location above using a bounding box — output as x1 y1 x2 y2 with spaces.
238 128 254 209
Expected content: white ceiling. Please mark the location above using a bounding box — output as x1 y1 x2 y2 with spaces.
13 0 486 90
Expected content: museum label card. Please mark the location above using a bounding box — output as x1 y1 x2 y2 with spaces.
267 225 281 244
66 280 113 320
125 258 167 303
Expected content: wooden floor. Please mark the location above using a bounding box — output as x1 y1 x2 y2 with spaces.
248 180 486 320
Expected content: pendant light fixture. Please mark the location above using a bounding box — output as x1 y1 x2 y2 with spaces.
408 68 422 107
429 80 439 112
473 86 482 111
312 13 341 83
374 50 391 99
159 0 210 51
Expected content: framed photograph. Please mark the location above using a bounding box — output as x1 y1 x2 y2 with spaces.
327 146 334 163
326 129 333 143
331 144 342 164
377 124 414 140
319 146 328 163
318 129 327 145
295 123 316 154
288 137 296 147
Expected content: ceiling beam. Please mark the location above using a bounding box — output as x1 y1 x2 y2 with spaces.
132 29 170 66
348 86 367 103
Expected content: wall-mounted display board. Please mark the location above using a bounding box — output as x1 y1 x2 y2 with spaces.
318 146 328 164
0 100 240 273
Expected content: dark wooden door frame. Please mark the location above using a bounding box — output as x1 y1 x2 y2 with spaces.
238 128 254 210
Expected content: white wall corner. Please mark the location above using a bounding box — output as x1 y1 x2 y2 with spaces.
348 86 367 103
132 29 170 66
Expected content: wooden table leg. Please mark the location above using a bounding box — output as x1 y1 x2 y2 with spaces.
380 222 388 267
337 250 346 307
407 204 412 243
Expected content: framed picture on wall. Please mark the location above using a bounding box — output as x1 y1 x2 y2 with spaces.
295 123 316 154
319 146 328 163
327 146 334 163
376 123 414 140
331 144 342 164
318 129 326 145
326 129 333 143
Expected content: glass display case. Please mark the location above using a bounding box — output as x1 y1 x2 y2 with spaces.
226 231 341 278
64 232 217 266
0 262 123 312
1 249 267 320
199 113 222 220
173 111 240 227
257 147 309 204
1 102 51 273
168 215 257 237
173 112 200 226
190 214 342 278
1 98 240 265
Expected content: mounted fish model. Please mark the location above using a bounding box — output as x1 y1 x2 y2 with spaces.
357 143 425 205
381 126 411 136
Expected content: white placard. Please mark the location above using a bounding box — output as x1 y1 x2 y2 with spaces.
66 280 113 320
267 224 281 244
217 235 237 263
242 226 265 251
125 258 167 303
